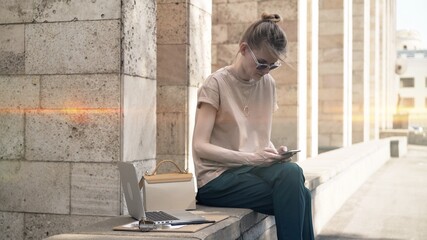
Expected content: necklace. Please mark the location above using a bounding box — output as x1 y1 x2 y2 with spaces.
242 85 256 117
227 66 256 117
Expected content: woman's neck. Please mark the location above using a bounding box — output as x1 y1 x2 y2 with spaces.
229 61 250 81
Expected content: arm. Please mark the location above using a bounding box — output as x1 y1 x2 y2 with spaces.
193 103 282 166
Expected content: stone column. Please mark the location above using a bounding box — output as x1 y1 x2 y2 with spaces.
363 0 372 142
0 0 157 238
380 0 387 130
358 0 396 142
370 0 381 139
343 0 353 147
156 1 212 172
352 0 370 144
121 1 158 171
318 0 353 151
383 0 397 129
309 0 320 157
297 0 308 160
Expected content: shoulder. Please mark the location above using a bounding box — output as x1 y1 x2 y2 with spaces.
261 74 278 111
260 74 277 89
265 73 276 83
202 67 230 90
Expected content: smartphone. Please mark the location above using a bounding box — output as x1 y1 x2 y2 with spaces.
280 149 301 159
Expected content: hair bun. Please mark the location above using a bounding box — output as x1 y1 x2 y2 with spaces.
261 13 282 23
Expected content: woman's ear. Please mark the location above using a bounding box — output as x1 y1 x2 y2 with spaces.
239 42 247 56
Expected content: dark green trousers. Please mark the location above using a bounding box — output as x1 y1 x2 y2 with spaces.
196 162 315 240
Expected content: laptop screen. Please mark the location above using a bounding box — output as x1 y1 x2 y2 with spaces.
118 162 146 220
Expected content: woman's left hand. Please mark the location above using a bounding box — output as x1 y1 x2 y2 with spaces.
277 145 288 155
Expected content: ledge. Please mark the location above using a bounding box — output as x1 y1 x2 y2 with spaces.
46 205 275 240
299 137 407 234
47 137 407 239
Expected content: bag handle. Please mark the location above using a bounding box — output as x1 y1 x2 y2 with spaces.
145 160 188 176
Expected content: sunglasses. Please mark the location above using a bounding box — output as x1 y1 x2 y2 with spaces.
247 45 281 71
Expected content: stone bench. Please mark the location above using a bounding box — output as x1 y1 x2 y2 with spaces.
298 136 407 234
47 137 407 239
46 205 275 240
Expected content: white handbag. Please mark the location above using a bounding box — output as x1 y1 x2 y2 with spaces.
139 160 196 211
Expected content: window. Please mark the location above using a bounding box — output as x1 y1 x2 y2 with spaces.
425 77 427 87
400 78 414 88
400 98 414 109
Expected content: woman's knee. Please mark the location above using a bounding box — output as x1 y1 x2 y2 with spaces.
252 162 305 187
278 162 304 179
264 162 305 185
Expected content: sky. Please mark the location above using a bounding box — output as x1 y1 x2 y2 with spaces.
396 0 427 48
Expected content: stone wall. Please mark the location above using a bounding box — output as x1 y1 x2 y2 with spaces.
0 0 157 239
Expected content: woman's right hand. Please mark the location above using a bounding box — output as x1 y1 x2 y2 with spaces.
247 147 283 166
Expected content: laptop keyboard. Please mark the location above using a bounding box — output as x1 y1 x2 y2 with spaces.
146 211 179 222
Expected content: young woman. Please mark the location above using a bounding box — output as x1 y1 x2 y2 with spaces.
192 13 314 240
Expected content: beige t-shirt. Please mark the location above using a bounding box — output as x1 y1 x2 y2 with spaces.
193 67 278 188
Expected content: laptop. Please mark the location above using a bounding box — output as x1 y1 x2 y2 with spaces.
118 162 208 225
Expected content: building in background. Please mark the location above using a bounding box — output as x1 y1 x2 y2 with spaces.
395 30 427 131
396 29 423 50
